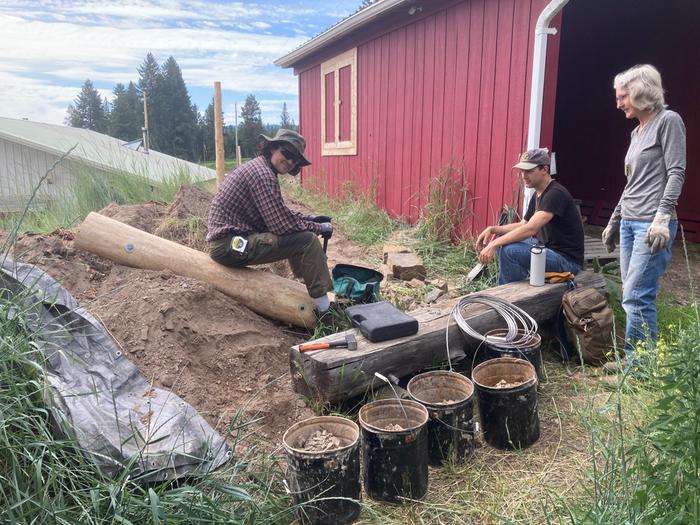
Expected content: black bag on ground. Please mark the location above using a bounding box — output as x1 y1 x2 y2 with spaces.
562 287 616 365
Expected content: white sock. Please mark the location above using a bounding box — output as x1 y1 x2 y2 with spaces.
312 294 330 312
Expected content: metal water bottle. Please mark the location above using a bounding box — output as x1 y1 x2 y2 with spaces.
530 244 546 286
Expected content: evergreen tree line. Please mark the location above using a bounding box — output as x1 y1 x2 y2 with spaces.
65 53 297 162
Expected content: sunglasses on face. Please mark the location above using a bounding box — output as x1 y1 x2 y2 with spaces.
280 148 301 165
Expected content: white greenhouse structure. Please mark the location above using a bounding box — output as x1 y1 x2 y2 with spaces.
0 117 215 211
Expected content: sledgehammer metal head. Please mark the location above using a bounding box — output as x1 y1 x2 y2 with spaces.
299 333 358 353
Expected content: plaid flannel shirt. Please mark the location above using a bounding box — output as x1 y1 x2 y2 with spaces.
206 156 322 241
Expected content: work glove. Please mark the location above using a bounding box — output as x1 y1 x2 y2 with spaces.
319 222 333 239
646 212 672 254
309 215 332 223
545 271 575 284
601 222 619 253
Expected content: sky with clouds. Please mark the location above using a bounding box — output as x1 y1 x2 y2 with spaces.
0 0 361 128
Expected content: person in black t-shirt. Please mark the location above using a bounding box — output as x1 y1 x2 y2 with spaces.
476 148 584 285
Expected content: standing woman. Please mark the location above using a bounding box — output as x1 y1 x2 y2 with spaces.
603 64 686 362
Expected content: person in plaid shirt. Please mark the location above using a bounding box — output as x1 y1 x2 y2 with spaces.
206 129 334 318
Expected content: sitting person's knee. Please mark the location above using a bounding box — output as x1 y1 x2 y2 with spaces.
298 230 317 247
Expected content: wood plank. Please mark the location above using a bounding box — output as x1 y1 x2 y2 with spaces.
584 234 619 262
290 270 606 404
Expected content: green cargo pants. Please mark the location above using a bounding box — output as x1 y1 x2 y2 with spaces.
208 231 333 299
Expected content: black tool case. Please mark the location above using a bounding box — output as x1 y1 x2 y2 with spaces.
344 301 419 343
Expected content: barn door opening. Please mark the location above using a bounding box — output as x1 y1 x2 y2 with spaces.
552 0 700 241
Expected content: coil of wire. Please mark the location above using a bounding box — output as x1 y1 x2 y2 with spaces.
451 294 538 347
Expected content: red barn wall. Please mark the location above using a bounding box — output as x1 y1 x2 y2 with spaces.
297 0 559 234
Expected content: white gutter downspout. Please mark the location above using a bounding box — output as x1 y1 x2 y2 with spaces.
524 0 569 209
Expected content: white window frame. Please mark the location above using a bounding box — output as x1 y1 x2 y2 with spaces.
321 47 357 156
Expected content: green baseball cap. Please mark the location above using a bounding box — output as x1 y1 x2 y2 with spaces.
259 129 311 175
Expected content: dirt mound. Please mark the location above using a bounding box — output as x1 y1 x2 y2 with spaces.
152 187 211 251
4 188 326 449
99 202 167 233
89 266 312 442
166 185 212 220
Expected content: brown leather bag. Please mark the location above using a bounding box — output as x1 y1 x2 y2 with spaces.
562 287 616 365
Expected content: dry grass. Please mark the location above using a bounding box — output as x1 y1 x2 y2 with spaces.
152 215 208 252
350 356 640 525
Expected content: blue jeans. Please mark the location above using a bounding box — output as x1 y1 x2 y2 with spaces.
497 238 581 285
619 219 677 356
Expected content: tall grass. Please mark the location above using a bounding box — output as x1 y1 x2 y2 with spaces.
411 166 498 290
415 165 471 245
2 160 202 234
0 299 295 524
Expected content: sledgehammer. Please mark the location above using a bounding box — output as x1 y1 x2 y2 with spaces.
299 334 357 353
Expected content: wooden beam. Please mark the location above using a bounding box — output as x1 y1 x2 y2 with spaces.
290 271 606 403
214 81 225 186
75 212 317 327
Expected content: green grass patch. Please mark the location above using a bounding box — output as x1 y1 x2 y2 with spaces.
282 178 400 248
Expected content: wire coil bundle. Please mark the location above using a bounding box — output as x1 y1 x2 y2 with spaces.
451 294 538 347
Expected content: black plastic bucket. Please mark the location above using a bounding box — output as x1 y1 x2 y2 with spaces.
283 416 361 524
358 398 429 503
407 370 475 465
483 329 544 381
472 357 540 450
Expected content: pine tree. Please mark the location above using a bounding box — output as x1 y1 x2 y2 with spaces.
199 99 216 163
239 94 264 158
66 79 107 132
158 56 199 160
109 82 143 141
280 102 292 129
138 53 163 149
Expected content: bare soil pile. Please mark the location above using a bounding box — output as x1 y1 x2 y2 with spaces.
4 186 352 450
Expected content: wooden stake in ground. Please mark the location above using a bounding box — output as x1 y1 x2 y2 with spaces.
214 81 225 186
75 212 317 328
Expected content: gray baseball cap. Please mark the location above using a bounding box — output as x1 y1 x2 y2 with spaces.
513 148 550 170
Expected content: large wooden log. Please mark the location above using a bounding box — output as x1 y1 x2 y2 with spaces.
290 271 606 403
75 212 317 327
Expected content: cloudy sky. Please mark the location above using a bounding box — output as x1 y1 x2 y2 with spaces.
0 0 361 127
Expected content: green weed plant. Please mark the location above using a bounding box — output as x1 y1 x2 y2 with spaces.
629 306 700 524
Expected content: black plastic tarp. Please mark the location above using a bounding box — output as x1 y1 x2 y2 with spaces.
0 257 231 482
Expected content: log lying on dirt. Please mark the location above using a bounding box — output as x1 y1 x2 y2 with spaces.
290 271 605 403
75 212 317 327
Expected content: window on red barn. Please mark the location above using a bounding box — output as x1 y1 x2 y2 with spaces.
321 48 357 156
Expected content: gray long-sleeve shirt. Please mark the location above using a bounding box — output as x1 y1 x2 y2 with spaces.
610 109 686 223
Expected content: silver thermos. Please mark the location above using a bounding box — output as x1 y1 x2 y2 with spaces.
530 244 546 286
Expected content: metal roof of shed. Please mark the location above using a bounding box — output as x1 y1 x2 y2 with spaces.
275 0 411 67
0 117 215 182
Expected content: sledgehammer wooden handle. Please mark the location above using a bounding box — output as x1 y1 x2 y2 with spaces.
299 342 334 352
